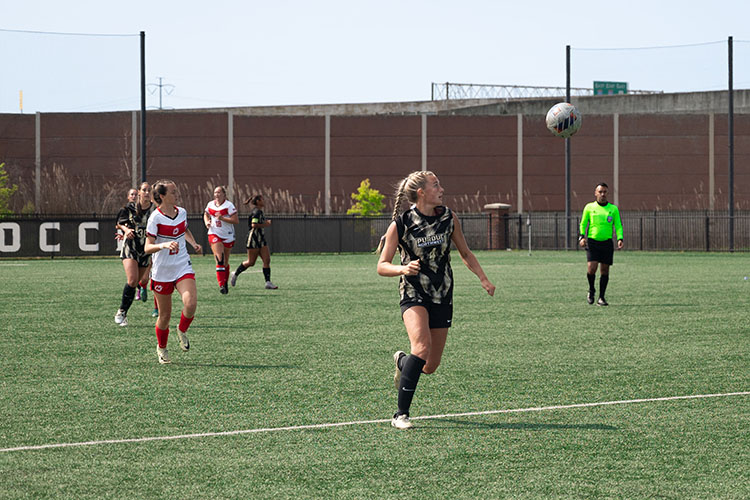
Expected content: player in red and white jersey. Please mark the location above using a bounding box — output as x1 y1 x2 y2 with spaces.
145 180 202 365
203 186 239 294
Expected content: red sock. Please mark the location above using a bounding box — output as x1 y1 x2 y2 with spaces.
155 326 169 348
138 280 148 289
178 312 194 333
216 266 225 286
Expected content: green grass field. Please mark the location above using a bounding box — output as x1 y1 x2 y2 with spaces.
0 251 748 499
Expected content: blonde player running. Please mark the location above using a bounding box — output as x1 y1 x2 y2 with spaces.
203 186 239 295
145 180 202 365
377 171 495 429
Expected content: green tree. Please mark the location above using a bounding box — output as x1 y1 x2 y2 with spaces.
0 163 18 215
347 178 385 216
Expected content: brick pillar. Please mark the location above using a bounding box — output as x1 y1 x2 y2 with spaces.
483 203 511 250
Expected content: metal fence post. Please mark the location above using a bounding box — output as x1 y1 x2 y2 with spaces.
705 215 710 252
517 214 523 250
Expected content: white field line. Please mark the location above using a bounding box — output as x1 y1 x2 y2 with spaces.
2 391 748 453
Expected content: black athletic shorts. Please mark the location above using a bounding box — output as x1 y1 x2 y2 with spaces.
246 230 267 249
120 240 152 268
400 299 453 329
586 238 614 265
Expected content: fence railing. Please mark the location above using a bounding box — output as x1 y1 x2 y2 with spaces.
507 211 750 252
1 212 749 258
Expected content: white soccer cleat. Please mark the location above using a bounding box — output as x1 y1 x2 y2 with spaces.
265 281 278 290
230 272 238 287
119 316 128 327
176 329 190 352
114 309 126 325
157 346 171 364
391 413 413 430
393 351 406 391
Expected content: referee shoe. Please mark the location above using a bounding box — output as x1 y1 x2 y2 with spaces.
597 297 609 306
587 290 595 305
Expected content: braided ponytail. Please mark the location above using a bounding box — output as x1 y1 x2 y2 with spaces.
376 173 428 254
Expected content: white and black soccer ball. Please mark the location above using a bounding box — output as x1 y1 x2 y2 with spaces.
545 102 582 138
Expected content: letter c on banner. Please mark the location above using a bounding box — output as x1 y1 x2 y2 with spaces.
39 222 60 252
0 222 21 252
78 222 99 252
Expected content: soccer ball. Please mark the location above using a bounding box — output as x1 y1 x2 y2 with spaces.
545 102 582 138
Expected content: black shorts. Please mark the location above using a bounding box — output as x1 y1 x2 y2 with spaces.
586 238 614 265
400 300 453 329
120 241 152 268
246 230 267 249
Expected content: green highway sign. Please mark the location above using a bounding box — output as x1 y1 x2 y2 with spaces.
594 81 628 95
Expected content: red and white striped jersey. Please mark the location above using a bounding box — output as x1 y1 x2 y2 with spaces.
146 206 195 282
205 199 237 242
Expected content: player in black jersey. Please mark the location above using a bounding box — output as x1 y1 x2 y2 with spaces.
230 194 278 289
377 171 495 429
114 183 157 326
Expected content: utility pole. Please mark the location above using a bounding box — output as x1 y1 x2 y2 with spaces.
147 77 175 110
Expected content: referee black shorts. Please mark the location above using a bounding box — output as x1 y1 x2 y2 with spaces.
586 238 614 265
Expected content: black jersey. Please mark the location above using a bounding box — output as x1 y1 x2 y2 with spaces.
117 201 156 257
395 206 454 305
247 208 267 249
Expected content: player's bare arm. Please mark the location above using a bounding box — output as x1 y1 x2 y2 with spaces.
451 213 495 296
184 229 202 254
377 222 419 277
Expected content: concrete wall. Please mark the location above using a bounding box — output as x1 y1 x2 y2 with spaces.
1 90 748 215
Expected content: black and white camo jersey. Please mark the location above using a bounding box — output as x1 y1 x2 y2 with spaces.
395 206 454 305
247 207 267 249
117 201 156 258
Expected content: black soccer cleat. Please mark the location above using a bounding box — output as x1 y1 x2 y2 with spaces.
597 297 608 306
220 284 228 295
587 290 595 305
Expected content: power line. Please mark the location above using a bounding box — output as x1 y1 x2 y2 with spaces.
573 40 725 51
147 77 175 110
0 27 137 37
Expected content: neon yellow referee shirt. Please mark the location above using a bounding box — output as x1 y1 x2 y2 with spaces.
579 202 623 242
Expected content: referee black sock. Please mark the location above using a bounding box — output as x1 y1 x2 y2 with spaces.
397 354 426 416
599 274 609 298
587 273 596 292
263 267 271 282
234 263 247 276
119 284 136 313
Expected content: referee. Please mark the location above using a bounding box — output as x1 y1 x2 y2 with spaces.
578 182 623 306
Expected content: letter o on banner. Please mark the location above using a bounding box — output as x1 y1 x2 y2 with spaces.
0 222 21 253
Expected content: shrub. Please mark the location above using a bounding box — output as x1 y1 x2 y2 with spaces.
347 179 384 217
0 163 18 215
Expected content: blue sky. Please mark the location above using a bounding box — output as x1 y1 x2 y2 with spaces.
1 0 749 113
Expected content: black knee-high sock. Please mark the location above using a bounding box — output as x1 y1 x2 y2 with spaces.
119 284 136 312
587 273 596 292
234 263 247 276
263 267 271 282
397 354 426 416
599 274 609 298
